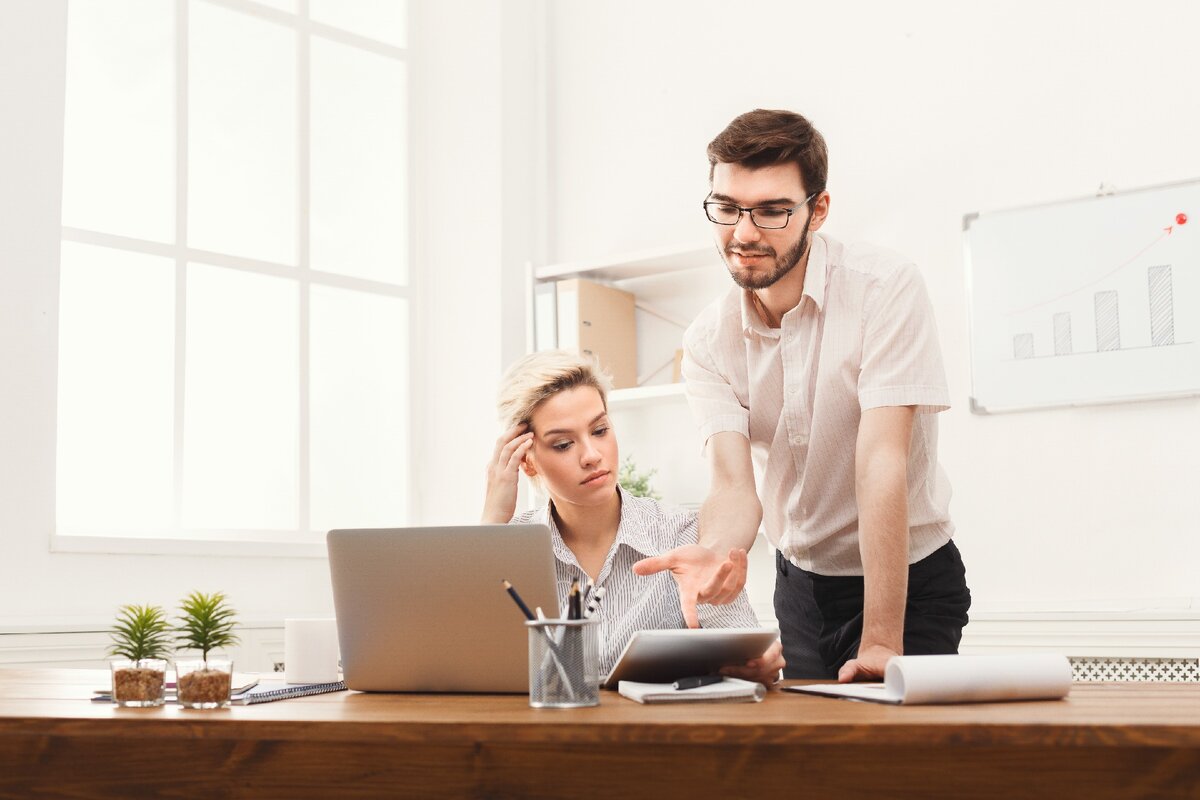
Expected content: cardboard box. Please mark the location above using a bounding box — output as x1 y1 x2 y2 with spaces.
555 278 637 389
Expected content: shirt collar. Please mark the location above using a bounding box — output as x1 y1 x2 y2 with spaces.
538 485 663 566
739 232 829 339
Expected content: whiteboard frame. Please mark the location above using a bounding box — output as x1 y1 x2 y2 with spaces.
963 177 1200 414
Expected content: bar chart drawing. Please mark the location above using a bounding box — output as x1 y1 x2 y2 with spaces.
1006 265 1180 359
1052 312 1072 356
1149 265 1175 346
965 178 1200 412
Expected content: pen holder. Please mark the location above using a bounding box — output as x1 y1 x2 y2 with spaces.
526 618 600 709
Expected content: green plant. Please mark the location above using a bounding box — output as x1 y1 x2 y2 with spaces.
107 604 173 661
618 457 661 500
176 591 240 663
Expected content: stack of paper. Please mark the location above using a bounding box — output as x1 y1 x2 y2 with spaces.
785 654 1072 705
618 677 766 704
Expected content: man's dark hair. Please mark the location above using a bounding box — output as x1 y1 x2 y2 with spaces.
707 109 828 199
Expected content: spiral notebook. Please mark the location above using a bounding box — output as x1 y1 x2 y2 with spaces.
231 679 347 705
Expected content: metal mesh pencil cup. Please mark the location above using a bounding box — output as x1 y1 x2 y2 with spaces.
526 618 600 708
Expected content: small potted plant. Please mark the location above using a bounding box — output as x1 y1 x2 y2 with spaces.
174 591 240 709
108 604 172 707
618 456 661 500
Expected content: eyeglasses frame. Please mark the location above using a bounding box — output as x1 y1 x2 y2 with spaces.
702 191 820 229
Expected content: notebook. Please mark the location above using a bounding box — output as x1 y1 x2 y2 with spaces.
618 677 766 704
327 524 557 693
231 680 347 705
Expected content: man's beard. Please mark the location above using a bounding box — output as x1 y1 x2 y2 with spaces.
724 223 810 290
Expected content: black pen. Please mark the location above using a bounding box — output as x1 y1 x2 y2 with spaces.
673 674 724 691
502 579 535 621
567 579 581 620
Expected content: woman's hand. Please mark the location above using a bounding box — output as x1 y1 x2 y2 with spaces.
481 423 535 524
719 638 785 688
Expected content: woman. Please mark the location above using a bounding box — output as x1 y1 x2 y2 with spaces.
482 349 784 685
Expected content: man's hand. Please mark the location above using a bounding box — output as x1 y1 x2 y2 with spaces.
720 638 785 687
631 545 748 628
837 643 899 683
480 423 534 524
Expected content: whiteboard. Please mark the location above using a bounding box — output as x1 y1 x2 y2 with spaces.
964 179 1200 413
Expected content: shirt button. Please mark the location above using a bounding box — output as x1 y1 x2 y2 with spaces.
788 385 798 394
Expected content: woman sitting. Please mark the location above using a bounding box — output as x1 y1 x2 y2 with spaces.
482 349 784 685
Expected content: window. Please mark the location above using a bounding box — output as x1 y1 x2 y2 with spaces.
58 0 410 549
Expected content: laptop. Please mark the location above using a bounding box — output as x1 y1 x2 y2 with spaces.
327 524 557 693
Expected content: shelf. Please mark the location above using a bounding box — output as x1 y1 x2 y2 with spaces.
607 382 687 408
535 242 717 283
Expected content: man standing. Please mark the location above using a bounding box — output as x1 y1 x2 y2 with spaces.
634 109 970 681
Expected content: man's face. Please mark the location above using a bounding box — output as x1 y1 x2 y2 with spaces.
709 162 821 291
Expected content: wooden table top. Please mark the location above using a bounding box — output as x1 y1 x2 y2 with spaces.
2 668 1199 750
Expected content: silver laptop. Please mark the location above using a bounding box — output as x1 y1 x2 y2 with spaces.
327 524 557 693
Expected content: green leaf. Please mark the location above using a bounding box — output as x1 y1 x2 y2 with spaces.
175 591 240 662
618 456 661 500
107 604 173 661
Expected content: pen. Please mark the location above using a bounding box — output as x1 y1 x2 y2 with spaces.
580 577 595 610
583 586 606 619
673 674 724 691
502 579 535 621
567 579 581 620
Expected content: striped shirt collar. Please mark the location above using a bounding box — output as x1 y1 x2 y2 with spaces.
534 486 665 568
740 232 829 339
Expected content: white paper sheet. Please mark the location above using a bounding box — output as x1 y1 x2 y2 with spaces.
785 654 1072 705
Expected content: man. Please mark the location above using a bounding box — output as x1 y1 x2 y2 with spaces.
634 109 970 681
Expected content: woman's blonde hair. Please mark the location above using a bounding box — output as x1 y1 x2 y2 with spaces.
497 349 613 430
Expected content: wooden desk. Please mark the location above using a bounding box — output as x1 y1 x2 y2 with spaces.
0 669 1197 799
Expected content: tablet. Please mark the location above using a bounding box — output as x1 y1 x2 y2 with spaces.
601 627 779 689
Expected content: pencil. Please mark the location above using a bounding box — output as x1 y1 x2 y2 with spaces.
568 579 581 620
502 579 536 621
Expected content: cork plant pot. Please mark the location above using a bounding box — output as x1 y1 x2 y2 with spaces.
110 659 167 707
175 659 234 709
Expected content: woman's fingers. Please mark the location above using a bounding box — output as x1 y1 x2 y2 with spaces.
492 423 528 461
495 430 533 470
504 436 534 471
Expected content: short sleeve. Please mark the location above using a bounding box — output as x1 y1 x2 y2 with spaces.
682 321 749 448
858 263 950 413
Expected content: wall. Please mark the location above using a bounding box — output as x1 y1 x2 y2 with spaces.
0 0 534 633
540 0 1200 620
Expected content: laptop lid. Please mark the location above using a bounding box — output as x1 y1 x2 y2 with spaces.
327 524 557 693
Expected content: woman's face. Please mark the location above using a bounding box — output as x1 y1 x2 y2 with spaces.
524 385 618 507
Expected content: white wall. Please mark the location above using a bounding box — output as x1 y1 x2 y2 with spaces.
5 0 1197 645
0 0 534 631
540 0 1200 615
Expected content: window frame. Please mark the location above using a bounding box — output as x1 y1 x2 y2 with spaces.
54 0 414 558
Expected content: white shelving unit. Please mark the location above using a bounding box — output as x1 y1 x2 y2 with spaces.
530 241 725 389
607 382 686 408
529 241 725 501
533 242 715 283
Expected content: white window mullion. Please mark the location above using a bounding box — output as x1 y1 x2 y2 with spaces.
173 0 190 536
297 0 312 535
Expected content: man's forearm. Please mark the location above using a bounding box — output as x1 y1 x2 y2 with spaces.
698 481 762 554
857 455 909 653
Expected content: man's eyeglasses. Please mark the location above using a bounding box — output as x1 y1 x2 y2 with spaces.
702 192 819 229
